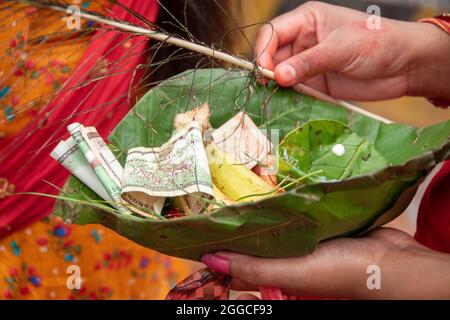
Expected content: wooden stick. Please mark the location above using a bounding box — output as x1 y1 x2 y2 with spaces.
28 1 393 124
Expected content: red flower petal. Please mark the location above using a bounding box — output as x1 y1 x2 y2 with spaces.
27 266 36 275
20 287 30 295
25 60 35 70
11 95 20 106
3 290 13 299
36 238 48 246
9 267 18 277
14 69 23 77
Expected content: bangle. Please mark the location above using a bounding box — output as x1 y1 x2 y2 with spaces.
419 14 450 33
419 14 450 109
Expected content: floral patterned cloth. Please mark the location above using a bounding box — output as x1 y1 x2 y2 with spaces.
0 215 194 300
0 1 107 137
0 1 194 300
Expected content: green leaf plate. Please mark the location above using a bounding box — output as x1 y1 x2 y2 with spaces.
54 69 450 261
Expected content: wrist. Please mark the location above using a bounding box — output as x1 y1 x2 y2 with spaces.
406 22 450 100
402 247 450 299
378 246 450 299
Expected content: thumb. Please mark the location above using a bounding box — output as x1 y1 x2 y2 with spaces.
274 41 343 87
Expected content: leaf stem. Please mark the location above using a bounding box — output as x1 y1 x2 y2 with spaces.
20 0 393 123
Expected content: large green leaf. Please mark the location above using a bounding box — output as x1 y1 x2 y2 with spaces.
278 120 389 182
54 69 450 261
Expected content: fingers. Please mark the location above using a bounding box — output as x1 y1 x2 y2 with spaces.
272 44 293 66
203 252 307 290
254 2 375 88
274 41 343 87
225 252 304 289
201 237 372 299
254 3 319 71
254 24 278 71
231 278 259 292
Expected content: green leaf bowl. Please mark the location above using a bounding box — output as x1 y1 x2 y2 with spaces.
54 69 450 261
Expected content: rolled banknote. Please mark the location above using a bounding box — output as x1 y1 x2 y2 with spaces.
121 192 165 218
80 126 123 188
212 111 273 169
50 137 112 202
67 123 130 214
122 121 213 206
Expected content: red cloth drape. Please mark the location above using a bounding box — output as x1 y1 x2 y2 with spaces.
415 161 450 253
415 15 450 253
0 1 159 238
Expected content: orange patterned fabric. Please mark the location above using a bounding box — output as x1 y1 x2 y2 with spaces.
0 1 107 137
0 216 193 300
0 1 193 300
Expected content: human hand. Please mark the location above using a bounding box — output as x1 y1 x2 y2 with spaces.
202 228 450 299
254 2 450 101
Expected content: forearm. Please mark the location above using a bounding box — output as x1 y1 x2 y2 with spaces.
407 22 450 100
403 249 450 299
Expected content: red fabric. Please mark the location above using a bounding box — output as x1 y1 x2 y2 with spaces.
166 268 231 300
0 1 159 238
415 161 450 253
416 15 450 252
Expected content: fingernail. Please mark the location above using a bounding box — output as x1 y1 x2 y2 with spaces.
201 254 230 274
276 64 296 84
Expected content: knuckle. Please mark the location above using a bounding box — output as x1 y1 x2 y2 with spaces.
299 1 325 23
292 54 314 75
302 1 322 10
255 24 274 49
257 23 273 39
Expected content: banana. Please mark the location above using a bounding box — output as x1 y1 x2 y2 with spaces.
206 143 276 203
212 183 234 208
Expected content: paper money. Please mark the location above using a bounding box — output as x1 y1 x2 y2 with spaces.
80 126 123 188
122 122 213 202
50 137 112 202
212 111 273 169
121 192 165 218
56 121 213 218
80 126 165 217
67 123 130 214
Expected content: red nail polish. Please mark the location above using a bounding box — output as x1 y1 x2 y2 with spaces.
201 254 230 274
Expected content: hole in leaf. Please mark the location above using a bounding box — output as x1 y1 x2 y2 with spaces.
361 153 371 161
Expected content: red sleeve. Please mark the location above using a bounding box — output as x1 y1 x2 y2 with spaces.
415 161 450 253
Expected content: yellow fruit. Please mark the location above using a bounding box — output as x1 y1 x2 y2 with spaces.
206 143 276 203
212 184 234 207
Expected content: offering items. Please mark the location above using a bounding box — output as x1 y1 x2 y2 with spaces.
52 103 277 219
